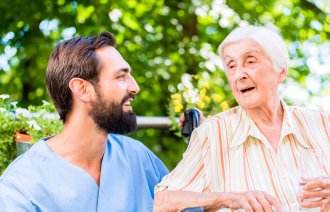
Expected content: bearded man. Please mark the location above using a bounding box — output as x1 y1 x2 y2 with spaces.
0 32 168 211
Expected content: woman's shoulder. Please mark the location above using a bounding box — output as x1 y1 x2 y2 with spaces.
193 106 242 136
203 106 242 125
287 105 330 117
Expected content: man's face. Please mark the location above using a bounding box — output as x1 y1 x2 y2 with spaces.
90 46 140 134
223 39 285 109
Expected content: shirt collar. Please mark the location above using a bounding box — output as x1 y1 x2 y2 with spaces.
230 107 254 148
230 99 312 149
281 100 312 149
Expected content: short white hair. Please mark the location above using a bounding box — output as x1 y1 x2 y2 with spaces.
217 25 289 73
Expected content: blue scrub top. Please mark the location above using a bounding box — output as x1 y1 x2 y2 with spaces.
0 134 169 211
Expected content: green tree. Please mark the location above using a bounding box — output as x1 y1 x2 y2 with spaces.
0 0 329 170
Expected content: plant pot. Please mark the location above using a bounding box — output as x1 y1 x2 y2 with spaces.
15 132 32 155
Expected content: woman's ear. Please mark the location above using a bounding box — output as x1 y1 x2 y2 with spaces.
68 78 93 102
277 67 287 84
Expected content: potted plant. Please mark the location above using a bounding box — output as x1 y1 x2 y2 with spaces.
0 94 63 174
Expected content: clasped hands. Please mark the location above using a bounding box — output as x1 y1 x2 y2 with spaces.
225 177 330 212
224 191 282 212
300 176 330 212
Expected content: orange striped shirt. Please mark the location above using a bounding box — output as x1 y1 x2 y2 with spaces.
155 101 330 211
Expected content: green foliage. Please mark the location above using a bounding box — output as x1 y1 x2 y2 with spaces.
0 95 17 174
169 71 236 131
0 0 329 170
0 95 63 174
24 103 63 143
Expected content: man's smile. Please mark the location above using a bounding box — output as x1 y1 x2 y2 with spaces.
123 98 133 110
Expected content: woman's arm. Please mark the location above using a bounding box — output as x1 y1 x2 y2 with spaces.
154 190 283 212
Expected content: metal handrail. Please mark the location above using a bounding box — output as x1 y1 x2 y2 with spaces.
12 110 176 129
136 116 177 129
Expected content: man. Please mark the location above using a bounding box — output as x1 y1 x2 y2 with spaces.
0 32 169 211
154 25 330 211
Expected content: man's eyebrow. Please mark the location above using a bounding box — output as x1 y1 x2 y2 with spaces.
116 68 131 73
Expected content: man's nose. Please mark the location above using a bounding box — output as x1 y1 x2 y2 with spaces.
128 76 140 94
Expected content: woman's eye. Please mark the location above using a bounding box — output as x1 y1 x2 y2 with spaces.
246 57 256 64
227 63 235 69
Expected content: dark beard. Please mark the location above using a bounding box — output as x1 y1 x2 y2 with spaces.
90 92 137 135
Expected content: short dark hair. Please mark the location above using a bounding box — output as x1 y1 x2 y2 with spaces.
46 31 116 122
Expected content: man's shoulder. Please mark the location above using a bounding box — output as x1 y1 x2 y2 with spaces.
107 134 153 156
108 133 147 147
107 133 168 173
0 141 43 185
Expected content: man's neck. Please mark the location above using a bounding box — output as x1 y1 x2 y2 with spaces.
46 116 107 186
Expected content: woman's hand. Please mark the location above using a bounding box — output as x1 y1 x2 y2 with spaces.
178 108 204 128
300 177 330 211
227 191 282 212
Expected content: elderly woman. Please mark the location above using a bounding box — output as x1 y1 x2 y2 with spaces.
154 25 330 211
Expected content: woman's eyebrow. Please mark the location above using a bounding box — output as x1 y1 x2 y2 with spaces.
224 56 233 62
242 50 259 57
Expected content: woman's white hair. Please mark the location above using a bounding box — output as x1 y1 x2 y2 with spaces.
217 25 289 73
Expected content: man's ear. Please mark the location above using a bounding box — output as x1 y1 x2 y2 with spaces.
277 67 287 84
68 78 93 102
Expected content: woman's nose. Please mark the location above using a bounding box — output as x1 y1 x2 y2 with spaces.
234 66 248 80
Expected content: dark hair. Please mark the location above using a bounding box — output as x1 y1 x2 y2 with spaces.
46 31 116 122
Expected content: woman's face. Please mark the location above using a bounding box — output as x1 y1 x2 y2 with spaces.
223 39 286 110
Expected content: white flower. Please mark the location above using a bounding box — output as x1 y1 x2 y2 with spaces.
0 94 10 100
183 88 200 104
10 101 18 107
35 109 46 116
108 9 122 22
43 113 60 119
177 83 184 91
181 74 194 89
42 100 50 105
15 108 31 118
27 120 41 131
0 107 6 113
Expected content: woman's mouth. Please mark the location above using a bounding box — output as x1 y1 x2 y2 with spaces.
240 87 255 94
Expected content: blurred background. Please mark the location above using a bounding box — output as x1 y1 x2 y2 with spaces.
0 0 329 169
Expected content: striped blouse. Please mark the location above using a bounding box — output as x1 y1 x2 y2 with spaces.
155 101 330 211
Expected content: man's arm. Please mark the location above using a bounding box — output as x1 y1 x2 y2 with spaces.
0 181 36 211
154 190 283 212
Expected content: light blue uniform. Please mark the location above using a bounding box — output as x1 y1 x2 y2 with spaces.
0 134 169 211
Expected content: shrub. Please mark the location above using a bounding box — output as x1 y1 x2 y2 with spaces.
168 71 236 135
0 94 63 174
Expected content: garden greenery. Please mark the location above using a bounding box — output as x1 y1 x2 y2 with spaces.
0 94 63 174
168 71 237 134
1 0 329 170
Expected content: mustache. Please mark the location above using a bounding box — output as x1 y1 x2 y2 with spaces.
121 94 136 105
